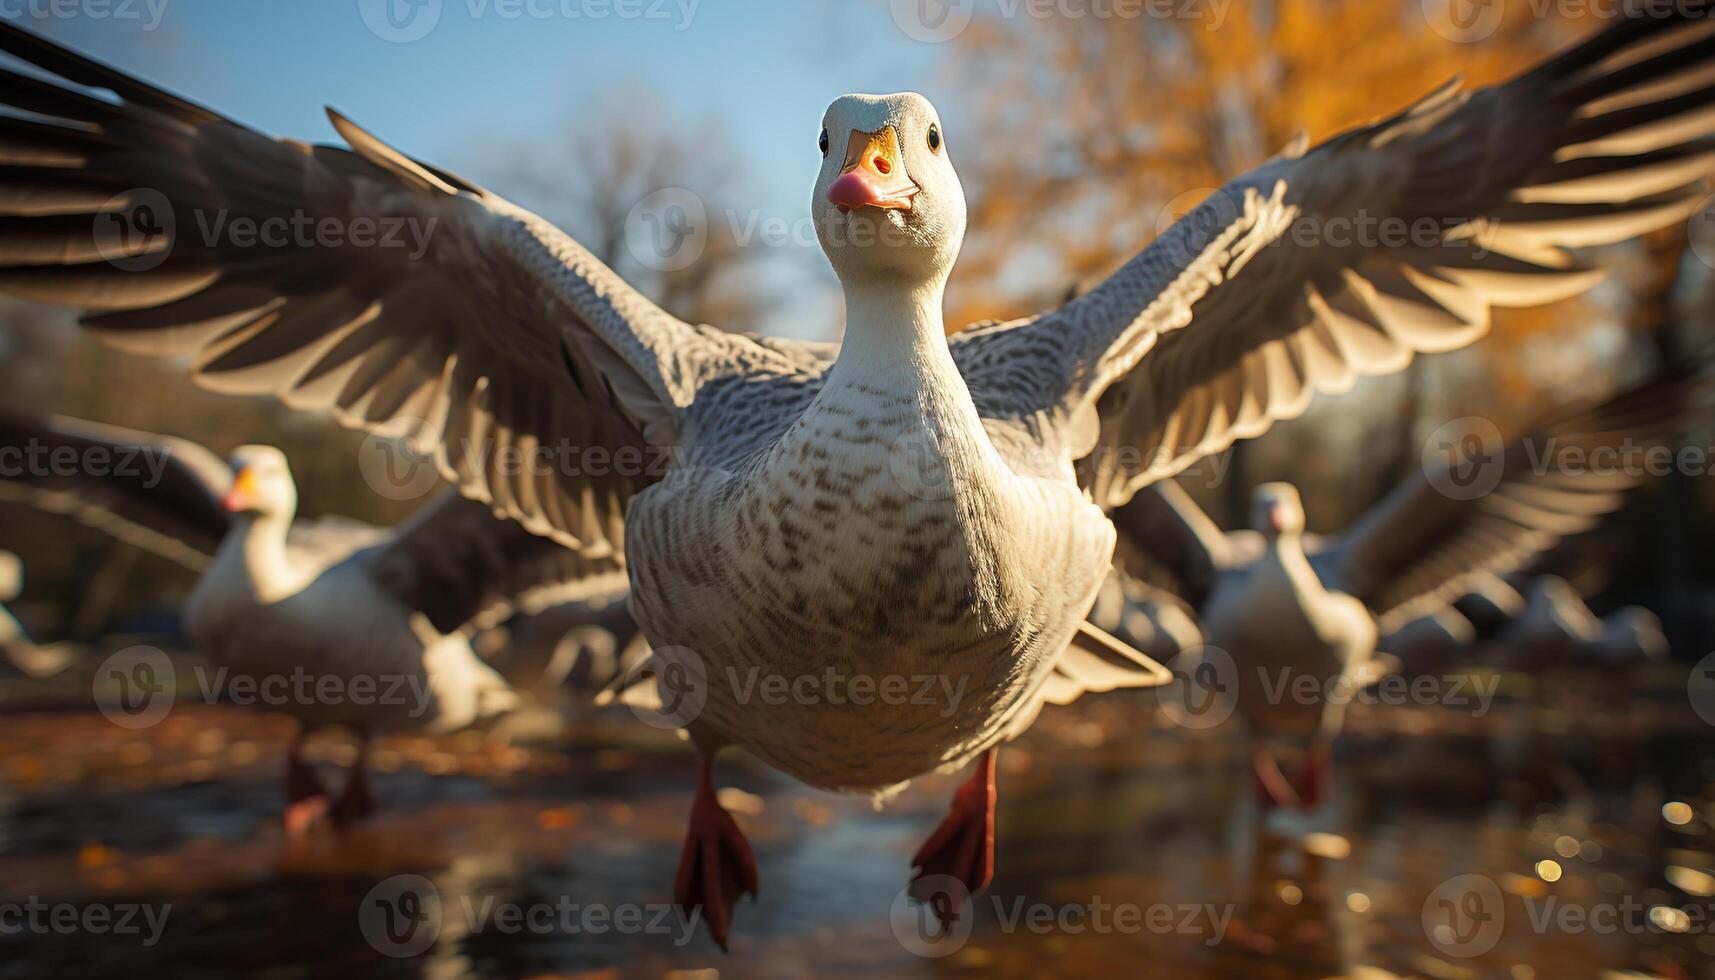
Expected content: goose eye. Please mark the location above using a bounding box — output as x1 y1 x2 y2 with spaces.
819 128 829 157
927 125 942 153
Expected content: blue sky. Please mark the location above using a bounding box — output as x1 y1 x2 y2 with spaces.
15 0 962 334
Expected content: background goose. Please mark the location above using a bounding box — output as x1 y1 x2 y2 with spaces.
1115 373 1701 811
1377 606 1478 679
0 414 628 834
0 548 77 679
0 11 1711 945
1497 574 1670 669
0 550 58 678
0 549 21 664
475 591 642 693
1086 570 1206 666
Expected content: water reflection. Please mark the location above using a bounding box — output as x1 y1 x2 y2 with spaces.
0 657 1711 979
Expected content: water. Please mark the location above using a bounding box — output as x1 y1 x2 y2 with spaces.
0 658 1711 979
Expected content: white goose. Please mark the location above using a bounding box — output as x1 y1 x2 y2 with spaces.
1498 574 1671 668
0 414 627 832
1 12 1712 945
1114 375 1699 811
0 548 77 679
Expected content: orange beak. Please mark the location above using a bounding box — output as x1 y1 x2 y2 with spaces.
827 126 919 212
221 466 258 513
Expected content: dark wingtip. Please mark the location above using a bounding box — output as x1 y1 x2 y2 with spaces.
0 15 224 125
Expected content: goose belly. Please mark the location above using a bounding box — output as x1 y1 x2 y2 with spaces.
183 569 462 735
628 431 1113 791
1209 583 1375 741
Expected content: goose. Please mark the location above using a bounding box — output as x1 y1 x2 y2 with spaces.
1378 606 1477 678
1087 569 1206 665
1592 605 1669 664
1113 374 1700 811
0 549 19 654
1497 574 1670 668
1497 574 1604 669
0 12 1711 945
0 548 79 679
0 414 628 833
477 590 641 692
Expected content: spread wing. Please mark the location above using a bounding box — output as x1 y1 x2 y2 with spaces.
953 10 1715 507
1108 479 1245 611
0 22 818 557
1310 371 1703 633
368 491 630 634
0 413 232 571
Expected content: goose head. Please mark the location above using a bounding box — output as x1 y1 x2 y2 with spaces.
221 445 297 520
1251 483 1305 538
813 93 965 295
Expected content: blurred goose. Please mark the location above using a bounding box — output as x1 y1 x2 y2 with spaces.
1118 375 1699 811
0 549 76 679
0 12 1711 944
1498 575 1670 668
1593 606 1669 664
0 550 20 657
1379 606 1477 678
0 415 626 833
478 591 640 692
1086 570 1206 665
1500 575 1605 669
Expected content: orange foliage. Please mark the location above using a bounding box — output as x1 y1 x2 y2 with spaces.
938 0 1601 404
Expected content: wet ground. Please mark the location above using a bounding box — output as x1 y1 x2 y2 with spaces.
1 653 1712 979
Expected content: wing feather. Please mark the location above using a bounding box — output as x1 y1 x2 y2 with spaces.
0 21 823 557
951 10 1715 508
